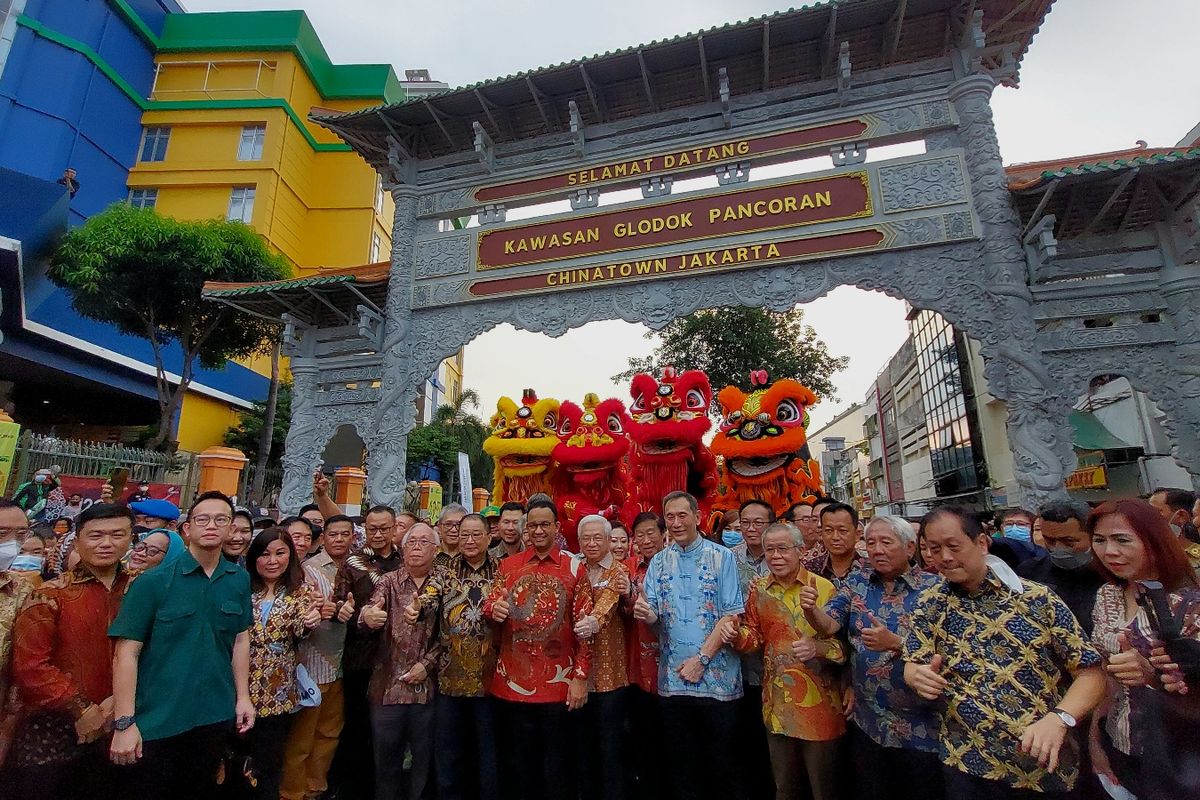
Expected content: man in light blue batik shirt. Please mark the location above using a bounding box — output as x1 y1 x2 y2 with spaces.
634 491 746 800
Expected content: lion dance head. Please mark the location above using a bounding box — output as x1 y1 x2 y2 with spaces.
482 388 560 506
711 370 824 516
627 366 719 516
553 393 633 549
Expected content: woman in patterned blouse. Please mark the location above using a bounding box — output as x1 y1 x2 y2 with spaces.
243 528 321 799
1087 499 1200 800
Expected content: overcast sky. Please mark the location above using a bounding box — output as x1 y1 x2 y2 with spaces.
187 0 1200 430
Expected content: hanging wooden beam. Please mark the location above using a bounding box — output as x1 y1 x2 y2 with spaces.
761 20 771 91
577 63 607 122
1115 177 1147 232
304 287 352 324
985 0 1037 34
472 88 503 139
1080 169 1139 237
423 99 457 149
524 76 557 133
697 35 712 100
1020 178 1059 238
637 50 658 113
820 4 839 79
883 0 908 64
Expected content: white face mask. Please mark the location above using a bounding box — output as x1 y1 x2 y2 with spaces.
0 539 19 570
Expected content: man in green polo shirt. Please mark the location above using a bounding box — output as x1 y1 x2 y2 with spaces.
108 490 255 799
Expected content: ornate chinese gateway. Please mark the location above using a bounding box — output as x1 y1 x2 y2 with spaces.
203 0 1200 511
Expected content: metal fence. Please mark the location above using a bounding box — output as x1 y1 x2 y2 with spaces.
9 431 202 504
238 461 284 510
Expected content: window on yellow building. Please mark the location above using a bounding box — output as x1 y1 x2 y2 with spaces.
375 174 384 214
371 232 382 262
227 187 256 224
128 188 158 209
139 127 170 162
238 124 266 161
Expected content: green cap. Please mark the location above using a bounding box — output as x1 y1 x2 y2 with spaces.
481 504 502 518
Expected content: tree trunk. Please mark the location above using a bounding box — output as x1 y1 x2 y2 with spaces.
251 340 281 506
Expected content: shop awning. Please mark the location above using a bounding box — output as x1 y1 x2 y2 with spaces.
1070 411 1135 452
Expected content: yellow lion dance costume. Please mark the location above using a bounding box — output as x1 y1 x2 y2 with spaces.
711 370 824 516
482 388 560 506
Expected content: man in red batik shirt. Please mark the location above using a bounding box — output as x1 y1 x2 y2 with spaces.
484 498 593 800
9 503 135 800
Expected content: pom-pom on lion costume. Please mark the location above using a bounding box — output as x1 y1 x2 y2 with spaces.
627 366 719 519
482 388 560 506
711 370 823 516
552 393 633 551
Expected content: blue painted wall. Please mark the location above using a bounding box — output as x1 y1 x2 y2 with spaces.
0 0 269 410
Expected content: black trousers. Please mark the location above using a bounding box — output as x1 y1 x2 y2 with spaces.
577 687 629 800
629 688 667 800
500 699 576 800
331 666 375 800
736 684 776 800
130 720 233 800
435 694 502 800
244 713 292 800
659 695 745 800
3 739 127 800
371 702 435 800
850 722 944 800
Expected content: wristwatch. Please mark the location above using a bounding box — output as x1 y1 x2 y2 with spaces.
113 715 136 732
698 654 712 668
1052 708 1077 728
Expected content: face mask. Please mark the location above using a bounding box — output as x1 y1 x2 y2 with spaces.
0 540 19 570
34 474 47 484
1003 524 1031 542
9 554 44 572
1048 547 1092 571
721 530 744 548
1170 523 1183 538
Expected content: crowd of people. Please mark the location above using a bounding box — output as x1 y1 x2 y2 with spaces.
0 472 1198 800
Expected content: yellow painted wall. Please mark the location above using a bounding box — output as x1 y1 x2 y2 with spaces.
178 392 243 454
134 49 397 452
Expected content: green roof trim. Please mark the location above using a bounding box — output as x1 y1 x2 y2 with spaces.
1041 148 1200 181
204 273 358 298
16 15 352 153
158 11 403 104
106 0 160 49
1070 411 1135 452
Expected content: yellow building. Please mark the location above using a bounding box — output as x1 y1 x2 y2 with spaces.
122 10 404 451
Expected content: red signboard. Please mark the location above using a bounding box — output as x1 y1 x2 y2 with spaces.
57 475 184 508
476 172 871 270
469 228 886 298
473 119 869 204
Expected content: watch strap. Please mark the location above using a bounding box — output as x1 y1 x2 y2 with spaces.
113 715 136 731
1052 708 1077 728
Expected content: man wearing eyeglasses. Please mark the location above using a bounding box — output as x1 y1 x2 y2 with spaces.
108 490 255 800
9 502 134 800
433 503 468 569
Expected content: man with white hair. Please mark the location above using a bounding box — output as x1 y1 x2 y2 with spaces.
574 514 631 800
434 503 469 568
805 514 945 800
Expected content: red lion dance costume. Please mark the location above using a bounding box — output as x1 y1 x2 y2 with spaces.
627 367 719 518
711 370 824 516
552 393 633 551
482 389 560 506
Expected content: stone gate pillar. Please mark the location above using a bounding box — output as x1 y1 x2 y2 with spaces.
368 188 420 508
1159 264 1200 489
949 74 1077 509
278 361 322 513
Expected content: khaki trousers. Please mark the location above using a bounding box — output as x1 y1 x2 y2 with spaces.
280 679 344 799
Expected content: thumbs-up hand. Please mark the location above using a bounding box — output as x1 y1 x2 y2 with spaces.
906 653 949 700
1107 631 1153 687
632 594 657 625
860 612 902 653
491 592 512 623
361 602 387 630
318 597 337 621
798 574 819 611
403 601 421 624
302 597 323 630
336 594 355 623
612 571 631 596
791 636 818 662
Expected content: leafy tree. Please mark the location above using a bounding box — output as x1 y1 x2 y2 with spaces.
225 382 292 467
49 204 288 450
405 388 493 493
613 307 848 407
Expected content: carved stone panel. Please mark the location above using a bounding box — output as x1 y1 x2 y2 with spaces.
878 155 968 213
